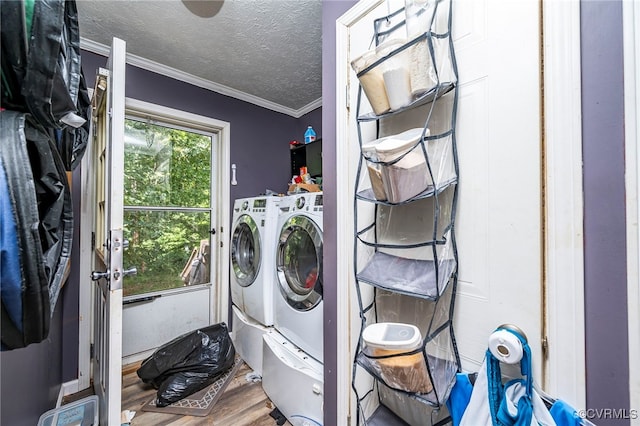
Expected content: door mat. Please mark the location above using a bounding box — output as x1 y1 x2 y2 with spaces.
140 355 244 417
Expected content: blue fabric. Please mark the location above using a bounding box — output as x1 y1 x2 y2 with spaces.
448 327 579 426
446 373 474 425
495 379 533 426
0 160 23 331
487 351 505 425
487 329 534 426
550 400 582 426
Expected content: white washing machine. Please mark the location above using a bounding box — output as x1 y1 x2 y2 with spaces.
273 192 323 362
262 329 323 426
230 196 281 374
230 195 281 325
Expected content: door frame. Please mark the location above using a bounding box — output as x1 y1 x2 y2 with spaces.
77 98 231 391
91 38 127 425
624 0 640 422
335 0 586 421
542 0 586 409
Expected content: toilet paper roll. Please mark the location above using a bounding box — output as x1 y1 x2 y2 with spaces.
488 329 524 364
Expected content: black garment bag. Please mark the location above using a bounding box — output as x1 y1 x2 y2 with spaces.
0 111 72 350
1 0 90 349
1 0 91 171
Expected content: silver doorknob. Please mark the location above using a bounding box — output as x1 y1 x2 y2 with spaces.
113 267 137 281
91 270 110 281
123 267 137 277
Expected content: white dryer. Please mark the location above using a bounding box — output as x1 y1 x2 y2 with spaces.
273 192 323 362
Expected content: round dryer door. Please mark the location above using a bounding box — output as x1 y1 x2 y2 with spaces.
276 215 322 311
231 214 261 287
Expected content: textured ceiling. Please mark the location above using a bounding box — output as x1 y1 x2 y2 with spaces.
76 0 323 117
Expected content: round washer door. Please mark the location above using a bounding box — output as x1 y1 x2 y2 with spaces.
276 215 322 311
231 214 261 287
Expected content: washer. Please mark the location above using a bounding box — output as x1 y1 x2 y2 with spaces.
230 195 281 326
262 330 323 426
273 192 323 362
229 195 282 374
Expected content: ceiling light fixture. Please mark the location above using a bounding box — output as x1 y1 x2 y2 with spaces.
181 0 224 18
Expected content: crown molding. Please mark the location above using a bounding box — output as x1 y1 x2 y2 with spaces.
297 97 323 117
80 38 321 118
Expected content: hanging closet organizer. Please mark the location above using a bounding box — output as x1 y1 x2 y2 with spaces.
350 0 461 424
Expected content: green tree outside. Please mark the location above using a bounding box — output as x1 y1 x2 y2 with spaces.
122 119 212 296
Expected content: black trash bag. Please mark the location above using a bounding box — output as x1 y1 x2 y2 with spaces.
155 369 227 408
137 323 235 406
0 111 72 350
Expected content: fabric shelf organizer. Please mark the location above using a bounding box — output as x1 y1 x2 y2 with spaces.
350 0 461 424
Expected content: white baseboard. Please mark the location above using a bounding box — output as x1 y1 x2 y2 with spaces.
123 348 156 367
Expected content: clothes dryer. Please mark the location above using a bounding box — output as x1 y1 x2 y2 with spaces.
273 192 323 362
230 195 281 326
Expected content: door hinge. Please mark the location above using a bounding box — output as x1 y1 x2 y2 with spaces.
541 336 549 360
220 241 223 248
90 343 95 360
91 232 96 251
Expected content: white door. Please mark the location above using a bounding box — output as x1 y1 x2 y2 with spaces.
450 0 543 376
119 104 222 364
89 37 127 425
337 0 543 417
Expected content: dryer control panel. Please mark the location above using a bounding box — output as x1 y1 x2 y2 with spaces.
293 194 323 212
252 198 267 212
235 198 268 213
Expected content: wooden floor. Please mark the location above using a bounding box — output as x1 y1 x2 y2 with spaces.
122 361 288 426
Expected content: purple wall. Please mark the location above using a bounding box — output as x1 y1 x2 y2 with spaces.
581 1 630 423
1 303 63 426
81 51 313 203
322 1 358 425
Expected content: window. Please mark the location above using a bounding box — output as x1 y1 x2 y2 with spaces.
123 118 214 297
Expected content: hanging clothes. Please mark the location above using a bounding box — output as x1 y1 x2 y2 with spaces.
447 326 587 426
0 112 51 349
0 111 72 350
1 0 89 349
1 0 91 171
